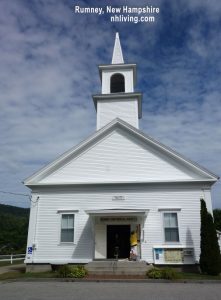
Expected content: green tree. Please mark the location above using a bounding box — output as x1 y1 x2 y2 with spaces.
213 209 221 231
0 204 29 254
200 199 221 275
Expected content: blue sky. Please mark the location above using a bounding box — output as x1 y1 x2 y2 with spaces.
0 0 221 208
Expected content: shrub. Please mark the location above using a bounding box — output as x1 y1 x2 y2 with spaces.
58 265 87 278
69 266 87 278
161 268 178 280
146 267 178 279
146 267 163 279
58 265 71 278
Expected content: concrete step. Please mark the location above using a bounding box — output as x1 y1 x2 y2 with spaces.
85 260 151 275
87 270 148 275
86 265 147 270
86 267 148 271
87 261 147 267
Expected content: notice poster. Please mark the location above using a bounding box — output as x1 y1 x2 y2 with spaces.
164 249 183 263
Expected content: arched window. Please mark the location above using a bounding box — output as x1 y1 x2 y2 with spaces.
110 73 125 93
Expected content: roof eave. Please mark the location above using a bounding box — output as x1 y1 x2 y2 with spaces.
24 178 217 188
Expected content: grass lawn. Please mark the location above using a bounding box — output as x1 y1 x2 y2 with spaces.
0 271 220 281
0 259 24 267
176 272 221 280
0 271 56 281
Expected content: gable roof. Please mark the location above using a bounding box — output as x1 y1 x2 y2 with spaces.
24 118 219 186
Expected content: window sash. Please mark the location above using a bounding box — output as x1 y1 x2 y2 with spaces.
164 213 178 228
163 213 179 242
61 214 74 243
61 228 74 243
61 214 74 229
165 228 179 242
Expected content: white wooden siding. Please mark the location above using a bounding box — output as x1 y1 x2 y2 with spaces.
97 99 138 129
25 184 206 264
39 129 201 185
202 189 213 214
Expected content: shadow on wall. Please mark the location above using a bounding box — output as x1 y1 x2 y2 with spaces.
72 216 93 260
186 227 196 260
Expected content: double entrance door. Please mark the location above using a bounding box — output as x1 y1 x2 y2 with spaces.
106 225 130 259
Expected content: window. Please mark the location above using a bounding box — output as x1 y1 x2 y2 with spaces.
61 214 74 243
163 213 179 242
110 73 125 93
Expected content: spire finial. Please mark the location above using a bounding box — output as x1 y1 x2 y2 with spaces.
111 32 124 64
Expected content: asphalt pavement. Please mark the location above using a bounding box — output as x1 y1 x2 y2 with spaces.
0 281 221 300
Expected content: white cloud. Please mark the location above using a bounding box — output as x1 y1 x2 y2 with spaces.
0 0 220 208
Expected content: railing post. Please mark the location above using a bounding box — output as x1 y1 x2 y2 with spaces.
10 254 13 264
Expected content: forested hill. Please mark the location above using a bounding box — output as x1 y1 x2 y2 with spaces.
0 204 30 254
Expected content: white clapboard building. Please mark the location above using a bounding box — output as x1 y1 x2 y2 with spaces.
24 33 218 267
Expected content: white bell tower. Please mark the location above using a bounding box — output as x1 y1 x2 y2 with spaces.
93 33 142 130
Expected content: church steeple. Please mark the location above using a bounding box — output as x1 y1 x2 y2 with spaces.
112 32 124 64
93 33 142 130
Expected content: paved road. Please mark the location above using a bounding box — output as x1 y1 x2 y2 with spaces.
0 281 221 300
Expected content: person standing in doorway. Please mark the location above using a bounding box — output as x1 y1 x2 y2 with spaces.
130 231 138 260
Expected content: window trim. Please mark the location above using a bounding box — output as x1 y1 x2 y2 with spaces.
59 212 77 245
161 211 180 244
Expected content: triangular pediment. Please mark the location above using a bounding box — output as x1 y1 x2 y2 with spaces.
24 119 218 186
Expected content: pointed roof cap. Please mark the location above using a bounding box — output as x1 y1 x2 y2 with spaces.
111 32 124 64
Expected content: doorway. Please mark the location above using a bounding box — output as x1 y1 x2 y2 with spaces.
106 225 130 259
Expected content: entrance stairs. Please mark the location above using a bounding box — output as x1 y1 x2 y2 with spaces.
85 260 151 275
